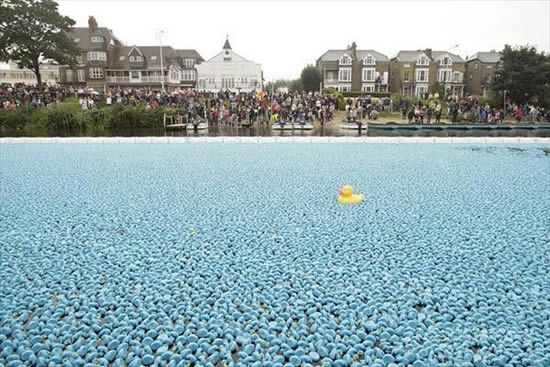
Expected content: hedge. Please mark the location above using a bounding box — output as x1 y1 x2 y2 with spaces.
0 104 180 132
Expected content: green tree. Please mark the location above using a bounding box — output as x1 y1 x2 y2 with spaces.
300 65 321 92
491 45 550 106
289 79 302 92
0 0 80 87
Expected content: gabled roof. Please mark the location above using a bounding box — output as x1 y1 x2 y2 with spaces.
318 49 389 63
176 49 205 62
431 51 465 63
68 27 121 50
393 50 464 63
108 46 203 70
467 52 501 63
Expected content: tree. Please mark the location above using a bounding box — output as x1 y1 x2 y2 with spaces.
491 45 550 106
289 79 302 92
0 0 80 87
300 65 321 92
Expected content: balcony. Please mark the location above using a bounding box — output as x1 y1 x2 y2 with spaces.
106 75 172 84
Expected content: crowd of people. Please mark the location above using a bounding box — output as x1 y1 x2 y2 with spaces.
2 83 549 125
0 84 73 110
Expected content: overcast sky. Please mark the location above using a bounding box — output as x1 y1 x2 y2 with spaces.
58 0 550 80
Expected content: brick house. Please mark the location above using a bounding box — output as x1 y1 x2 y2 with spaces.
59 16 123 91
390 49 465 97
465 51 501 96
317 43 390 93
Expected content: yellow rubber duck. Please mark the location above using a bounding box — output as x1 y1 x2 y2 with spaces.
337 185 365 205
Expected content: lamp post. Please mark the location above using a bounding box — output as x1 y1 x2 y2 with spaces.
159 30 165 92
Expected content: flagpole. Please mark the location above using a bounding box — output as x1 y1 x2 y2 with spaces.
159 30 165 92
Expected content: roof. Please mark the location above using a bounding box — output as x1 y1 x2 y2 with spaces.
68 27 122 50
467 52 501 63
393 50 464 63
223 38 232 50
318 49 389 62
176 49 204 62
108 46 203 70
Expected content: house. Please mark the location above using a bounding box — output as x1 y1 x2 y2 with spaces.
105 46 203 88
195 37 263 92
389 49 465 98
58 16 123 91
316 43 390 93
465 51 501 96
0 60 59 86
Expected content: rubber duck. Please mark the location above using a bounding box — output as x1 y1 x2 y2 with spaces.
338 185 365 205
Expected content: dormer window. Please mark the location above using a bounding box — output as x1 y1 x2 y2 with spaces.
91 36 103 43
74 38 80 43
363 55 375 65
339 55 352 65
151 56 157 61
184 59 194 68
129 56 143 62
119 56 125 61
417 56 429 66
439 56 452 66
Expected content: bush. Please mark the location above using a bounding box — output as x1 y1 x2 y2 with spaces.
45 110 81 131
341 91 391 98
0 108 34 129
107 105 144 130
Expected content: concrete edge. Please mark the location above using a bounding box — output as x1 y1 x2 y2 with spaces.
1 137 549 144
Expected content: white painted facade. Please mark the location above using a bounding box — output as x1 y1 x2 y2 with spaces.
0 61 59 85
195 39 262 92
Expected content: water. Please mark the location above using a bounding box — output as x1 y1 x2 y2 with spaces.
1 144 549 366
2 122 549 137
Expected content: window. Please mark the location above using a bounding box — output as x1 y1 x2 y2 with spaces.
119 56 125 61
339 85 351 92
76 56 83 64
474 63 479 69
170 69 179 80
452 72 462 83
416 69 428 82
198 79 206 89
417 56 429 66
438 70 451 82
151 56 158 61
74 38 80 43
416 85 428 97
403 71 410 82
222 77 234 89
77 69 85 82
88 51 107 61
404 63 411 68
91 36 103 43
439 56 451 66
129 56 143 62
362 68 375 82
184 59 194 68
486 65 492 69
65 70 73 82
182 70 195 80
362 84 375 92
325 71 336 82
363 56 375 65
338 68 351 82
131 71 139 79
89 67 103 79
339 55 352 65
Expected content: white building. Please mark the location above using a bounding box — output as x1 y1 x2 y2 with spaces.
0 61 60 86
195 37 262 92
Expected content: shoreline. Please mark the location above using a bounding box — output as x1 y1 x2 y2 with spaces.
1 137 550 144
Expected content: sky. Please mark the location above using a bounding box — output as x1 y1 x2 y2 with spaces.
57 0 550 80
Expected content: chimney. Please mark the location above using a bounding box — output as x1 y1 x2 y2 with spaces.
350 42 357 60
424 48 432 58
88 16 98 33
